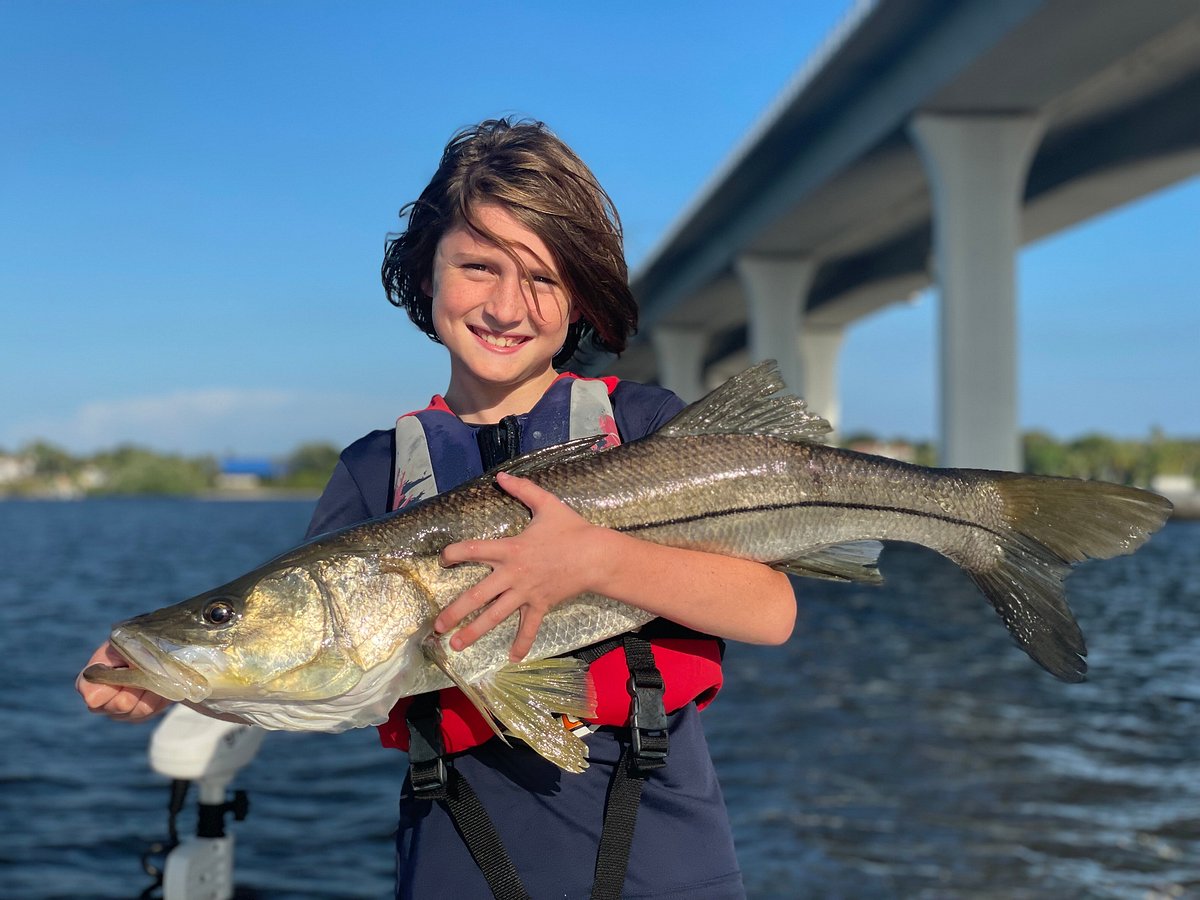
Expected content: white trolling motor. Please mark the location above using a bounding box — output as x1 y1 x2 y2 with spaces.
141 705 265 900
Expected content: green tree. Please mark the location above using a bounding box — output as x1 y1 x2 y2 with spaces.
25 441 76 477
93 445 215 495
1066 434 1121 481
839 431 878 448
911 440 937 468
281 442 341 490
1022 431 1068 476
1154 436 1200 479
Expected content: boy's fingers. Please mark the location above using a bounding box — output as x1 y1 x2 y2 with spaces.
77 664 124 706
440 539 494 567
434 574 506 633
449 593 518 651
494 471 556 511
77 640 172 722
510 608 544 662
78 679 117 709
95 688 144 719
126 693 169 720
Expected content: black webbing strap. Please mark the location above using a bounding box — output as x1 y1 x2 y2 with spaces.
590 743 645 900
574 634 622 665
406 694 531 900
621 633 669 771
406 692 447 799
589 633 670 900
404 632 670 900
444 770 531 900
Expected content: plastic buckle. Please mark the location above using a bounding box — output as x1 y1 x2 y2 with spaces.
409 758 448 799
407 700 448 799
627 673 668 772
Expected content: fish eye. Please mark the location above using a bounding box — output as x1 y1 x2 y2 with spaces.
202 600 237 627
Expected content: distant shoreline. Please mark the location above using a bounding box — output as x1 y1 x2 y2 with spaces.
0 488 322 503
197 488 322 502
1163 491 1200 519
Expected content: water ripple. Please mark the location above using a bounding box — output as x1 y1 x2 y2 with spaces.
1 501 1196 898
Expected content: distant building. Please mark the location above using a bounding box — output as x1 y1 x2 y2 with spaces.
217 457 283 492
1152 473 1196 495
77 465 107 491
0 454 34 485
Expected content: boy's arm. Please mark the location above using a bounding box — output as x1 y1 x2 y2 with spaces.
436 471 797 661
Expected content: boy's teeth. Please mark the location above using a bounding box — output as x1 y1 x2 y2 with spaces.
479 331 521 348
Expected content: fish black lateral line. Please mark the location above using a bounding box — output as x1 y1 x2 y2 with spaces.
85 361 1172 771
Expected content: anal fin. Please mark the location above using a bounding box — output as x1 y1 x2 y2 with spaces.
772 541 884 584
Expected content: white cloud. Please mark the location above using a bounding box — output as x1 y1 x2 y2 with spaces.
4 387 406 456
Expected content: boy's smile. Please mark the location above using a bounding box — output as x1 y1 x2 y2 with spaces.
428 204 577 422
472 330 526 350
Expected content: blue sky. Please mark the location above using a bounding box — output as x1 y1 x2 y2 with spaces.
2 1 1197 457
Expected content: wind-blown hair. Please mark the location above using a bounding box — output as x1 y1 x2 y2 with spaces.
381 118 638 368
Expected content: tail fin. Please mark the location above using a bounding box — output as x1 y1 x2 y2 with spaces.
972 475 1172 682
995 474 1172 562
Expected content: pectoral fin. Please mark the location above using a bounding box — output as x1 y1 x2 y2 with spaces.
260 648 365 700
422 636 596 773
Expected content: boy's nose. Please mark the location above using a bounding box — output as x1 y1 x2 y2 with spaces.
484 273 525 325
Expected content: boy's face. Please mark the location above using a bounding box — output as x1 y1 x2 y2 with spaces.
427 204 577 408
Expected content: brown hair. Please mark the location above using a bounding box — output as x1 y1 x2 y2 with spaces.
381 118 638 368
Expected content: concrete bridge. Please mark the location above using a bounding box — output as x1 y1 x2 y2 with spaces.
593 0 1200 469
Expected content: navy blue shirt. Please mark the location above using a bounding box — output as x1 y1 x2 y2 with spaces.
306 379 745 899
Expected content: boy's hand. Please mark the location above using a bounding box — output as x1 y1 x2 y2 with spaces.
76 640 173 722
435 471 606 662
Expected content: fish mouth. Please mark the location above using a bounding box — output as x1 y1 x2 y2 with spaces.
103 626 212 703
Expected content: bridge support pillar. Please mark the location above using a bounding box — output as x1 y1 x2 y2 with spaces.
735 255 842 433
735 252 813 379
651 325 709 402
799 325 845 438
909 112 1044 470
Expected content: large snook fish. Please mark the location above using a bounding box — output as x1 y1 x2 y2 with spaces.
85 362 1172 772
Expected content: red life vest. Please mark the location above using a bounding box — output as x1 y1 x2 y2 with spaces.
376 374 724 755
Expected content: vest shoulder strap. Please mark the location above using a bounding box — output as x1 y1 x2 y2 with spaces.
392 376 620 510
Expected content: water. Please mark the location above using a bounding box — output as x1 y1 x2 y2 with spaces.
0 498 1196 899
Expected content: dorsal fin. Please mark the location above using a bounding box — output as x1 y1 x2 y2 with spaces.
487 434 610 479
658 360 830 443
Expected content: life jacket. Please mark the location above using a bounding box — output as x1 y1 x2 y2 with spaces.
375 373 724 755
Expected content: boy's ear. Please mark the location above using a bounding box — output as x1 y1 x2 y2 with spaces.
420 277 433 297
569 306 582 324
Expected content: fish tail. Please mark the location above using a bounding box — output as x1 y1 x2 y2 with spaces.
994 473 1173 563
968 475 1172 682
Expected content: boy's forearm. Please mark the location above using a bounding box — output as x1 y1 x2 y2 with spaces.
585 527 797 645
